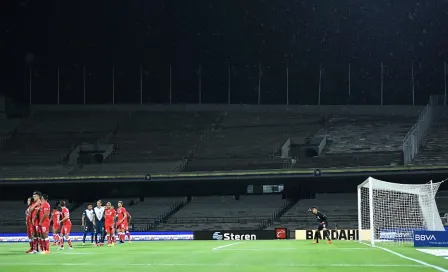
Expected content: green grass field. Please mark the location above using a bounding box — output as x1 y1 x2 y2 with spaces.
0 240 447 272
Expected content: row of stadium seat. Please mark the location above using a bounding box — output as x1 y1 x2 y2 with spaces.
2 108 448 177
2 192 448 232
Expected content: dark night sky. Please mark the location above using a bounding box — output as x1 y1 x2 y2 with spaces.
2 0 448 105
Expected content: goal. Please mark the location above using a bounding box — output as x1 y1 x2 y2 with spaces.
358 176 445 246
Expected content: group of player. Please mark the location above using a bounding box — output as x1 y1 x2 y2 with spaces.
25 191 72 254
81 200 132 247
25 192 132 254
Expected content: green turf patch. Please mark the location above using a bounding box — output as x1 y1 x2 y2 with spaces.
0 240 446 272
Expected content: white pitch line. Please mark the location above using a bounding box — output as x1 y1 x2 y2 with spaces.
211 242 244 251
376 246 448 272
357 243 448 272
0 263 426 268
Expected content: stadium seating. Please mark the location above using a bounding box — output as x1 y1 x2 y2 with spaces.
185 113 321 172
74 112 217 175
157 195 287 231
268 193 357 230
409 114 448 166
290 116 416 168
0 111 124 178
0 118 22 145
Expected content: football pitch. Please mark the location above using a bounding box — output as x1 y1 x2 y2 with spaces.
0 240 447 272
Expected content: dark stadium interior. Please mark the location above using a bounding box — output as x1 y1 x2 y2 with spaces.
1 1 448 248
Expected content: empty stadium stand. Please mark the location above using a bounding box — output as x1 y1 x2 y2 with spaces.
0 118 22 148
157 195 287 231
0 111 124 177
410 113 448 166
75 112 217 175
185 113 322 171
267 193 358 230
290 116 415 168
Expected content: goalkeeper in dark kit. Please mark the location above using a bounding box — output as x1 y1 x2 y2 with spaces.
308 206 332 244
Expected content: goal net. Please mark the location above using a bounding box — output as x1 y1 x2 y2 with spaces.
358 176 444 246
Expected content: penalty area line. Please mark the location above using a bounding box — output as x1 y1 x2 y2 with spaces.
212 242 245 251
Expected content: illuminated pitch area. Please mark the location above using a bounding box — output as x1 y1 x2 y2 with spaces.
0 240 446 272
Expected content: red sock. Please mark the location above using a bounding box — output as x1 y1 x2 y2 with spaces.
126 231 131 241
60 237 64 247
45 239 50 251
56 234 60 243
107 235 111 244
33 238 38 251
67 238 72 248
119 234 124 242
29 241 33 249
40 239 45 251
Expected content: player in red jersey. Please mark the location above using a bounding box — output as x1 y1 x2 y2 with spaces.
125 211 132 243
30 191 42 253
58 201 73 250
38 194 51 254
104 202 116 247
116 201 128 243
25 197 35 253
50 206 61 246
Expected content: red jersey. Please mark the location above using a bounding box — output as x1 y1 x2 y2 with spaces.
30 203 40 225
51 210 61 226
117 207 127 222
39 202 51 225
26 205 32 224
104 208 116 225
61 207 72 226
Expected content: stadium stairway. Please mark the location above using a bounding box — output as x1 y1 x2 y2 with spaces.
259 199 298 230
151 197 191 230
0 113 33 151
409 111 448 166
176 113 225 172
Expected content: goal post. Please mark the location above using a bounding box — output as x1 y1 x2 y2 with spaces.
358 176 445 246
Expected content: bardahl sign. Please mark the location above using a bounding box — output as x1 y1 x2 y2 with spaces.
295 229 372 241
194 230 281 240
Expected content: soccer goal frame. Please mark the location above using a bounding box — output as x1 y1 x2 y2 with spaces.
357 176 445 246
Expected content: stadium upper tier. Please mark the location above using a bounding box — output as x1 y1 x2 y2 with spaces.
0 107 427 177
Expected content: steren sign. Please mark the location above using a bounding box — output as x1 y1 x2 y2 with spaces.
213 232 257 240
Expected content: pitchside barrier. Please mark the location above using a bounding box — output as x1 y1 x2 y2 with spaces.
193 228 288 240
0 231 193 242
414 231 448 247
295 229 372 241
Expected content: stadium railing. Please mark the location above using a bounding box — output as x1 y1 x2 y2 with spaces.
402 95 441 165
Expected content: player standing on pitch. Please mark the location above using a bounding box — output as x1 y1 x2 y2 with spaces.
58 200 73 250
38 194 51 254
116 201 128 243
104 202 116 247
50 206 61 246
93 200 105 246
25 197 35 253
82 204 95 245
308 206 332 244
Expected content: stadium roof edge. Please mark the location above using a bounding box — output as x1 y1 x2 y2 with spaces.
30 104 423 117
